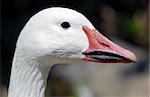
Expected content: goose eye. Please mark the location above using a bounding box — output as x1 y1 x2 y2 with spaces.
61 22 71 29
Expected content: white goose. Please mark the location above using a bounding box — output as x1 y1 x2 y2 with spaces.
8 7 136 97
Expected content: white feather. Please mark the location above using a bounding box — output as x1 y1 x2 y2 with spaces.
8 7 95 97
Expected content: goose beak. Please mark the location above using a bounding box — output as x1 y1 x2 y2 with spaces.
82 26 137 63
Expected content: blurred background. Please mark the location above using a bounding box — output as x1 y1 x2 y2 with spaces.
1 0 149 97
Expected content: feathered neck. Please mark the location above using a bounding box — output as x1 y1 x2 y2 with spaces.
8 48 51 97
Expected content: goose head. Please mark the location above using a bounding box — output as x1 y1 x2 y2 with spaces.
16 7 136 66
9 7 137 97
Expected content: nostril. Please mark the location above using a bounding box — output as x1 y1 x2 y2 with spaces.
97 39 110 47
100 42 110 47
95 36 110 47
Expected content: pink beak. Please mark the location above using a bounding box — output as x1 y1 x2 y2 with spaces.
82 26 137 63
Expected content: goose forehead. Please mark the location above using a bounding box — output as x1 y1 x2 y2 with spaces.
39 7 86 22
44 7 83 16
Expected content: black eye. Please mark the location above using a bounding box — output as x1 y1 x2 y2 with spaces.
61 22 71 29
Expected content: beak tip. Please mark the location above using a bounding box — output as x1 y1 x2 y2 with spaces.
128 52 137 62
